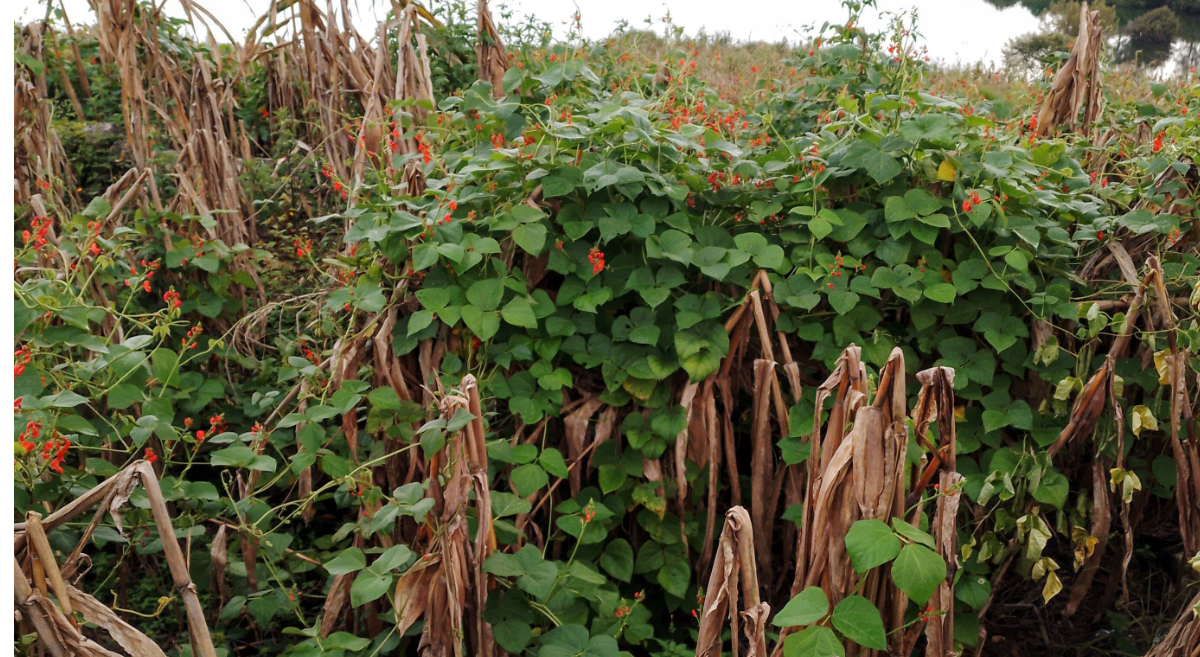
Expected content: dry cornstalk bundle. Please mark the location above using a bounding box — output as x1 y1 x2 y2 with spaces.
168 51 257 246
790 345 867 600
1144 257 1200 559
1143 593 1200 657
695 506 770 657
13 461 218 657
778 346 915 656
391 4 438 196
707 271 799 583
15 22 77 212
1035 1 1103 136
15 561 122 657
393 376 500 657
902 366 961 657
476 0 509 96
1047 256 1199 614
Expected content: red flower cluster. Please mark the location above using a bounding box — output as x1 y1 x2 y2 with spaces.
587 247 605 275
145 447 158 463
1153 132 1164 153
295 237 313 258
43 433 71 474
18 421 41 453
490 133 506 148
25 216 50 249
300 339 317 362
961 190 982 213
181 325 203 350
416 132 433 163
15 346 31 378
163 288 182 309
125 259 160 288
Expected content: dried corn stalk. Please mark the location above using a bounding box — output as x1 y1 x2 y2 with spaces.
1035 1 1102 135
13 461 217 657
15 23 76 211
15 559 120 657
782 347 914 656
393 377 498 657
476 0 509 95
1146 256 1200 558
902 366 960 657
695 506 770 657
1047 261 1156 459
791 345 866 598
1143 593 1200 657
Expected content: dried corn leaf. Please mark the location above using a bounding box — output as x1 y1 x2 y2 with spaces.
67 586 168 657
696 506 762 657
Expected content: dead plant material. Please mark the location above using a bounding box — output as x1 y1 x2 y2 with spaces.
905 367 960 657
695 506 769 657
67 586 169 657
25 512 77 628
15 22 76 211
791 345 866 598
1034 1 1102 136
1047 261 1156 459
1143 592 1200 657
15 559 119 657
1064 460 1111 617
781 347 922 656
750 359 778 585
564 395 606 497
392 379 498 657
476 0 509 96
13 461 218 657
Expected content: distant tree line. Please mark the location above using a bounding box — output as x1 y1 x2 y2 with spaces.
992 0 1200 68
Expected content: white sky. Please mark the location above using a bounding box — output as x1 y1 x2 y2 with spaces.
11 0 1041 67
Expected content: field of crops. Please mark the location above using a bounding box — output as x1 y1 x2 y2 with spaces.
12 1 1200 655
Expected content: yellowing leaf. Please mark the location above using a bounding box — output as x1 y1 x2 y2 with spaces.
1042 570 1062 604
1071 526 1099 569
1131 405 1157 436
937 160 957 182
1154 349 1171 385
1109 468 1142 503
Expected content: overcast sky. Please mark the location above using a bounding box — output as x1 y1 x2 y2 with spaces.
12 0 1041 67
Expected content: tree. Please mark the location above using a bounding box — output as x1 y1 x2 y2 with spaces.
1127 5 1179 43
